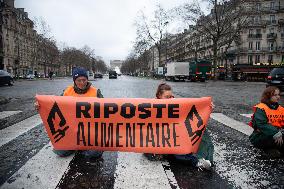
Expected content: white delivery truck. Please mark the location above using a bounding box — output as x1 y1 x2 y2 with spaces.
165 62 189 81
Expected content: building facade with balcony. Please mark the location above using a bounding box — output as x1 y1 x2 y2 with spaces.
0 0 37 76
156 0 284 80
1 0 61 77
236 0 284 66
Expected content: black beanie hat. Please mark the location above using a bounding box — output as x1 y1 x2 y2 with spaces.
72 67 88 81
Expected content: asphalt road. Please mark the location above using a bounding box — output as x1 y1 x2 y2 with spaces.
0 76 283 189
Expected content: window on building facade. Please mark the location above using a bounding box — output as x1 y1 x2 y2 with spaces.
248 55 253 64
249 42 253 49
249 29 254 35
256 29 261 38
268 55 273 63
270 2 275 10
256 3 261 11
255 55 260 63
270 15 276 23
269 27 275 34
282 55 284 63
256 41 261 50
269 42 274 50
254 16 259 23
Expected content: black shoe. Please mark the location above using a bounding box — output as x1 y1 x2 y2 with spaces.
144 153 163 161
144 153 156 161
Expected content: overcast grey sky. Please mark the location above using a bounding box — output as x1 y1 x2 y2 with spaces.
15 0 194 64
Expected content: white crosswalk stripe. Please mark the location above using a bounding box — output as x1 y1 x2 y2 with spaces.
210 113 253 136
1 142 74 189
0 112 271 189
240 113 252 118
210 113 273 189
114 152 174 189
0 114 42 147
0 111 22 119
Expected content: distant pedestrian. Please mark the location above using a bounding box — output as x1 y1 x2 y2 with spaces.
48 71 53 80
249 86 284 158
144 83 215 171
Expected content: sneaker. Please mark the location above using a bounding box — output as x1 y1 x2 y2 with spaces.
196 158 212 171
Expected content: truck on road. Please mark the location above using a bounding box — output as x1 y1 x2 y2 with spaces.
188 60 211 82
165 62 189 81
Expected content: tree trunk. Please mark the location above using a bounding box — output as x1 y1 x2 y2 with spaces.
212 41 218 80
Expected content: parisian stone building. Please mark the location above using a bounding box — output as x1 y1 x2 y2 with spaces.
0 0 36 76
157 0 284 80
0 0 60 77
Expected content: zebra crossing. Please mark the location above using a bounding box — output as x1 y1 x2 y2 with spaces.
0 111 22 120
210 113 253 136
0 114 42 147
0 110 283 189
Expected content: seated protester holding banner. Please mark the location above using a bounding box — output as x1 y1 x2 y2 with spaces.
249 86 284 158
35 67 104 159
144 83 214 171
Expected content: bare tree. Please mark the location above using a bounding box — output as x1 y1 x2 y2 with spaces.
175 0 251 78
121 52 138 75
91 58 107 73
132 39 151 74
81 45 95 70
135 4 170 67
33 17 52 38
31 17 60 77
60 46 107 75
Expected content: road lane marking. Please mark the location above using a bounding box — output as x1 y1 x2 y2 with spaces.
0 114 42 147
209 114 271 188
161 161 180 189
240 114 252 118
0 111 22 119
210 113 253 136
1 142 74 189
114 152 175 189
212 136 269 189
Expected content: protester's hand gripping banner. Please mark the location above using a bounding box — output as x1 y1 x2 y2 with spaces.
36 95 212 154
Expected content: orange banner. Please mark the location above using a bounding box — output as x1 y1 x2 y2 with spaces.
36 95 212 154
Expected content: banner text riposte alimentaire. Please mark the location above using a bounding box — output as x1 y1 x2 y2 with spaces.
36 95 212 154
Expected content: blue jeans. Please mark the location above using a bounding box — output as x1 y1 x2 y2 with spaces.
174 129 214 165
174 154 199 166
53 149 103 158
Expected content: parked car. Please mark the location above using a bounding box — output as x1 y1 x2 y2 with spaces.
266 67 284 91
25 74 35 79
0 70 14 86
94 72 103 78
109 71 117 79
